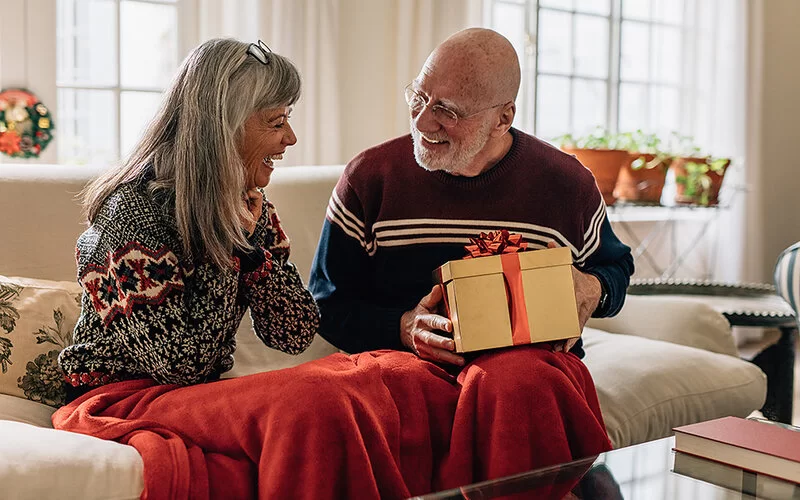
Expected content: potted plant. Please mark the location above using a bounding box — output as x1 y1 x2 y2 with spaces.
613 131 673 205
555 128 633 206
667 134 731 206
672 157 731 206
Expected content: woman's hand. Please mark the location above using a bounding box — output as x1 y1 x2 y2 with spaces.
243 188 263 237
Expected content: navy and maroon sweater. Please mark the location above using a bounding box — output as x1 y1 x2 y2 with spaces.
309 128 634 357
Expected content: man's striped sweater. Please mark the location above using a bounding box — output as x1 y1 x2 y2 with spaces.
309 128 634 357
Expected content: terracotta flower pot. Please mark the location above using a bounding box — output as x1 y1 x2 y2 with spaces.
562 148 632 206
670 157 731 206
613 154 670 204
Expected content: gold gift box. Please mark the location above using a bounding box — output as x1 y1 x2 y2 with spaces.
434 247 580 353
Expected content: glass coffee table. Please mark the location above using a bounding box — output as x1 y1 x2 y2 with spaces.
411 436 800 499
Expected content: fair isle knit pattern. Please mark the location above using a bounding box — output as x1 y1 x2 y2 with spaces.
59 175 319 388
309 128 634 355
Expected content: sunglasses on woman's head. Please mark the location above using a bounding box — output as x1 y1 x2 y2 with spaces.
247 40 272 65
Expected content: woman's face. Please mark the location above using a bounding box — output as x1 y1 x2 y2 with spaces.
240 106 297 189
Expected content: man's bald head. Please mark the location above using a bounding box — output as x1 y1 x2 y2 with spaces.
421 28 521 109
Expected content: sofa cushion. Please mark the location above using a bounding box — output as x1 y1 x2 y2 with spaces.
224 316 340 378
0 393 55 427
0 276 82 407
0 419 143 500
583 328 767 449
587 294 739 357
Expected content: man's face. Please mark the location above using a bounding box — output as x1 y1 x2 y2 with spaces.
408 74 495 176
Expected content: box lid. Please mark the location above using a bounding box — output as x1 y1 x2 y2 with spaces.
435 247 573 283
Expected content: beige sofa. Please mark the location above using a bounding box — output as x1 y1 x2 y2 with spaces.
0 164 767 499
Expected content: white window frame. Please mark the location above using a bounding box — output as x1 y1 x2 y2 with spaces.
56 0 181 162
0 0 195 165
484 0 698 139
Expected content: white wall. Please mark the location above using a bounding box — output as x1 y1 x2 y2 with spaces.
0 0 57 164
748 0 800 281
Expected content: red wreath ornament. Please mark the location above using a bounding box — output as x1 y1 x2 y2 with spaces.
0 88 54 158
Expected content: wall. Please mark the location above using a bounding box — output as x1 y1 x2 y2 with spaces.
0 0 57 164
749 0 800 280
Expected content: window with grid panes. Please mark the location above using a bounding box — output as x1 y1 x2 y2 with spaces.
56 0 179 165
486 0 693 142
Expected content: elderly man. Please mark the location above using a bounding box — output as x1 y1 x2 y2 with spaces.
309 28 633 486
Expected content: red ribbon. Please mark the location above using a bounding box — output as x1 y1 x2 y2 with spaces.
463 230 528 259
461 230 532 345
501 253 532 345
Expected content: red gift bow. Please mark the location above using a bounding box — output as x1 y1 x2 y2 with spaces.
464 230 528 259
461 230 532 345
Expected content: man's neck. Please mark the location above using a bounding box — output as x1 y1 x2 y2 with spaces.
461 131 514 177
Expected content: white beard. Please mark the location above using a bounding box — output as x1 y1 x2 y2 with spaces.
410 118 492 174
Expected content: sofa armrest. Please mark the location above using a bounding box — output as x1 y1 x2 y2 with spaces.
586 294 739 357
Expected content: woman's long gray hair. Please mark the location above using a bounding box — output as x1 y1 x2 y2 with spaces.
82 38 301 268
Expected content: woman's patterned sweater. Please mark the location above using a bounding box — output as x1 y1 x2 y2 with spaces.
59 174 319 390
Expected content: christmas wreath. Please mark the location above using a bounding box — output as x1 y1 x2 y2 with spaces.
0 89 54 158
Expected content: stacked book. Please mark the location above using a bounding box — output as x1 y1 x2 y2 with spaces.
672 416 800 498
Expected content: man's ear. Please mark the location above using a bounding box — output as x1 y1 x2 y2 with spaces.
492 103 515 136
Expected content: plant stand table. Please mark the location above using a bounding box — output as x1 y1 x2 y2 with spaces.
628 279 797 424
607 203 724 280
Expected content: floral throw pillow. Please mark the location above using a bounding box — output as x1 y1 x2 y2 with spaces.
0 276 81 407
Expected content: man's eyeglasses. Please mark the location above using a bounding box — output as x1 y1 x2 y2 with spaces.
247 40 272 65
404 84 507 128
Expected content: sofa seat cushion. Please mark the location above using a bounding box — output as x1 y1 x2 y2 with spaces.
582 328 767 449
587 294 740 357
0 419 143 500
224 316 340 378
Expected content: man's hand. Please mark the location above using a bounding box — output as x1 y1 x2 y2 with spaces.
547 241 601 353
400 285 465 366
570 265 602 330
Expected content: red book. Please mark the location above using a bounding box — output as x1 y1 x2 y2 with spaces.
673 416 800 484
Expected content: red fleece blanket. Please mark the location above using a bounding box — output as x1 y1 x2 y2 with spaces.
52 347 610 500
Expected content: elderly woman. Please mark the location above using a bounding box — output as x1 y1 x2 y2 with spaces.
52 39 450 500
58 38 315 401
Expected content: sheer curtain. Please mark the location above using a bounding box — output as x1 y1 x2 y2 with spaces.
184 0 480 166
683 0 751 283
186 0 342 166
390 0 483 135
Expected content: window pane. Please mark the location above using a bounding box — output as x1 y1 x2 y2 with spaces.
652 26 682 85
120 1 178 89
620 20 650 82
618 82 648 132
493 2 527 57
57 89 117 165
649 86 679 138
538 10 573 75
492 2 530 132
652 0 684 24
575 0 610 16
574 15 609 78
622 0 650 20
540 0 573 9
120 91 163 158
536 75 570 139
56 0 117 86
572 79 607 136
